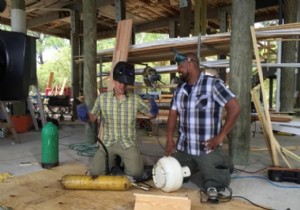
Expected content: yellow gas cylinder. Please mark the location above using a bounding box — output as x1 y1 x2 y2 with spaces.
61 175 132 191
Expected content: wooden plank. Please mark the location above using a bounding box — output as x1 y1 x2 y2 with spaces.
47 72 54 88
250 26 279 166
251 91 273 162
251 114 293 122
0 163 263 210
59 78 68 95
134 193 191 210
272 121 300 136
107 19 133 91
251 146 300 152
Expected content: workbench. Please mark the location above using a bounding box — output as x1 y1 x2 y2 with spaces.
0 163 261 210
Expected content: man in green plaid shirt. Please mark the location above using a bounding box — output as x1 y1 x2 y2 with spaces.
89 62 158 178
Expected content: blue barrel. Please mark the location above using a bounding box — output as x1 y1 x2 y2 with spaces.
41 122 59 169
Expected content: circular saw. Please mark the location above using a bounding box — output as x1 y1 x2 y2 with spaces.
142 66 164 88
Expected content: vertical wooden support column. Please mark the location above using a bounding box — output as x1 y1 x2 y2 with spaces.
179 0 191 37
194 0 201 36
218 9 228 82
169 19 177 83
193 0 207 36
280 0 298 112
83 0 97 109
229 0 255 165
71 9 80 119
83 0 97 143
11 0 26 116
114 0 126 22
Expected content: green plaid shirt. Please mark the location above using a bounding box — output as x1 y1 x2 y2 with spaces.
91 90 150 149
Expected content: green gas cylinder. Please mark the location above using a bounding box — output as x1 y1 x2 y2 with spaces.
41 122 59 169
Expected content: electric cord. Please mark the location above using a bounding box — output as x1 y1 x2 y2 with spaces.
231 195 274 210
199 185 274 209
200 178 277 209
199 186 232 204
68 142 98 157
138 102 166 157
139 118 164 158
152 114 166 151
67 120 110 174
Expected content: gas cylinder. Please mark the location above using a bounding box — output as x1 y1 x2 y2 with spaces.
61 175 132 191
41 122 59 169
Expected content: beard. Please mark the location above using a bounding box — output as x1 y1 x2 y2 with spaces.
179 73 187 82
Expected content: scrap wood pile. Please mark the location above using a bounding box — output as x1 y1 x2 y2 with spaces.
250 26 300 168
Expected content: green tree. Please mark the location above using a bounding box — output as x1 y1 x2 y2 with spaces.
37 47 71 92
28 32 68 65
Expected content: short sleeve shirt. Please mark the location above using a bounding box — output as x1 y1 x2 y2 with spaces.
170 73 235 155
91 90 150 149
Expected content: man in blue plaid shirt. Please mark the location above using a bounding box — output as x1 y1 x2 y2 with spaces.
165 53 240 192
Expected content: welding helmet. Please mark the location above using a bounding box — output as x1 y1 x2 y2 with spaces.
113 61 135 85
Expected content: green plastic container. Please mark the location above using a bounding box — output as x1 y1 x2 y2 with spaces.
41 122 59 169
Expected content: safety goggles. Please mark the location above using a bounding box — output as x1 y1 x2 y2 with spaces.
174 53 198 65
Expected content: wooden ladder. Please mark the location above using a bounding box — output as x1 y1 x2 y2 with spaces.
0 101 20 143
27 85 47 130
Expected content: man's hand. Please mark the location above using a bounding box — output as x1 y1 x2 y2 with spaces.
205 134 224 151
76 103 89 122
164 140 176 156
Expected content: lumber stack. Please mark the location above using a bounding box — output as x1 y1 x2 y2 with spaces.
73 22 300 64
250 26 300 168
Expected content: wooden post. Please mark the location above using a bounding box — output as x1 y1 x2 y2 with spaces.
83 0 97 143
280 0 298 112
250 26 279 166
228 0 255 165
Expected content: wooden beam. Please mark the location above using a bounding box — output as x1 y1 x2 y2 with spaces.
250 26 280 166
134 194 191 210
27 11 69 28
107 19 133 91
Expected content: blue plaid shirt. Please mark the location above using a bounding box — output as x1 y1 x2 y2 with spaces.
170 73 235 155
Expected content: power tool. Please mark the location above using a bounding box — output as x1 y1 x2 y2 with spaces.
268 167 300 184
142 65 165 88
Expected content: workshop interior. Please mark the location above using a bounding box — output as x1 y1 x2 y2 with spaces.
0 1 300 210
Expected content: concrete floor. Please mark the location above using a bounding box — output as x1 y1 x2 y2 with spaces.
1 120 300 210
